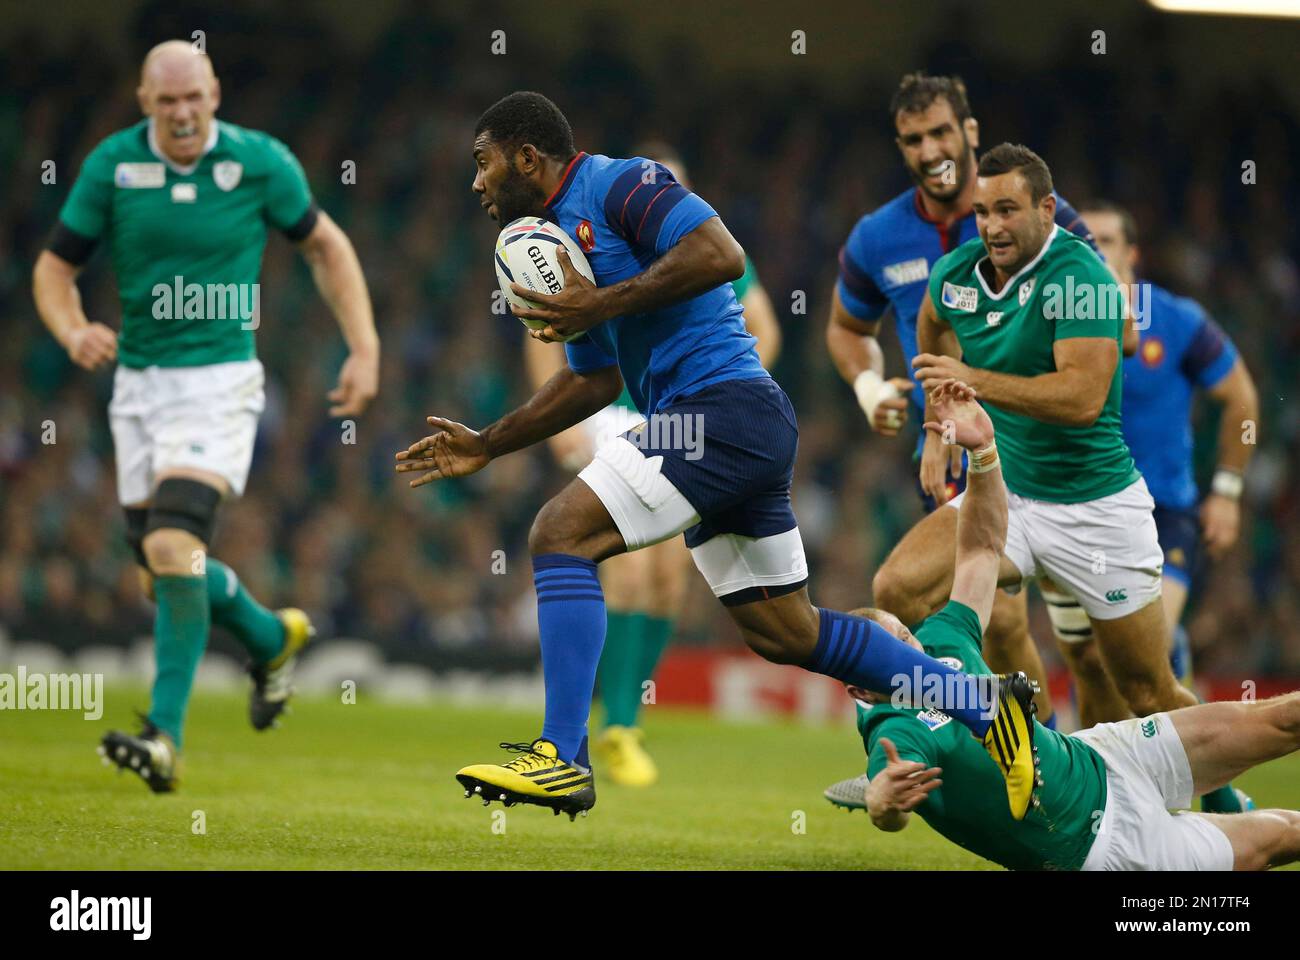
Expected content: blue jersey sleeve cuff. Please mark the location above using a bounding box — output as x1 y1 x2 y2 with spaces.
836 278 886 321
564 336 618 374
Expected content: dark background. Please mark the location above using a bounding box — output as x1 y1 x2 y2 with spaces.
2 0 1298 677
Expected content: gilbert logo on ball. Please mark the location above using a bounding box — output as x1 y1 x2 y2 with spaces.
494 217 596 342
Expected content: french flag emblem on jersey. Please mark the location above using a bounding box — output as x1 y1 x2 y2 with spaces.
576 219 595 253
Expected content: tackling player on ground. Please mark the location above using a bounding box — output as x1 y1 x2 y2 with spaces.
523 141 781 787
33 42 379 791
397 91 1040 821
854 379 1300 871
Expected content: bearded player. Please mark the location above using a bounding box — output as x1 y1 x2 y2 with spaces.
855 379 1299 871
397 91 1040 821
523 141 781 787
33 42 379 791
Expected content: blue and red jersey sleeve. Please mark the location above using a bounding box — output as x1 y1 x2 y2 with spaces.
836 216 890 321
1180 302 1238 388
1053 194 1098 252
600 159 717 257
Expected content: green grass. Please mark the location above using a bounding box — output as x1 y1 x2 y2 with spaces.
2 687 1297 870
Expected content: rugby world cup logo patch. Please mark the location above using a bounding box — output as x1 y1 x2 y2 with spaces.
213 161 243 191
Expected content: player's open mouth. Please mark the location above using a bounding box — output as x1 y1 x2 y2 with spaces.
171 125 198 140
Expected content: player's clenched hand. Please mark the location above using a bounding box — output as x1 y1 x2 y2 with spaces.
395 416 491 487
1201 493 1240 558
868 738 942 815
65 322 118 371
329 350 379 416
923 379 995 452
869 377 915 437
911 352 972 392
510 247 609 342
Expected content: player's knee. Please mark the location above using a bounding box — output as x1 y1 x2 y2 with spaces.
740 627 804 665
871 564 921 623
1113 674 1167 718
136 568 156 602
528 500 578 557
141 527 206 576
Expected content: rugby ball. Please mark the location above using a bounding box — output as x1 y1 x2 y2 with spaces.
494 217 595 342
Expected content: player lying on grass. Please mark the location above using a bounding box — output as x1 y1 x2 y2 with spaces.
854 379 1300 870
396 90 1039 821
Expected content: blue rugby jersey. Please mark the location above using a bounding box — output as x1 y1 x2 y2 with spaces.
1121 282 1238 510
837 187 1094 455
542 153 766 416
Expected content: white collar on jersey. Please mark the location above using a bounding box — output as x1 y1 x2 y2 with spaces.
974 223 1060 300
146 117 220 175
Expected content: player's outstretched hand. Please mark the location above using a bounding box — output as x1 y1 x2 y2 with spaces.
395 416 491 487
923 379 995 453
65 322 118 371
510 246 609 343
868 738 943 815
329 350 379 416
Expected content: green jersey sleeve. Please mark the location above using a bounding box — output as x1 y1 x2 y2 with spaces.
58 141 115 240
1049 247 1123 342
262 137 314 232
914 599 989 673
731 254 758 301
866 715 939 777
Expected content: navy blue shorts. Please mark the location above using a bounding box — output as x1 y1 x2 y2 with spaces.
622 377 799 549
1153 504 1201 587
915 453 969 513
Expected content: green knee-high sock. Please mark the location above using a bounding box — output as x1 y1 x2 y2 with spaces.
148 575 211 749
205 558 285 665
631 615 675 724
599 611 647 728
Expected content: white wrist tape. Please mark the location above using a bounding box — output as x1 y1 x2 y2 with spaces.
967 440 999 473
1211 469 1243 500
854 370 903 426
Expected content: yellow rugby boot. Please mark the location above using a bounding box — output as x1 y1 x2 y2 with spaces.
248 607 315 731
980 672 1043 820
456 739 595 820
592 726 658 787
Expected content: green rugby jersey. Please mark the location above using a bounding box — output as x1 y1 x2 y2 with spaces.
57 118 315 368
610 255 761 412
927 226 1139 502
859 600 1107 871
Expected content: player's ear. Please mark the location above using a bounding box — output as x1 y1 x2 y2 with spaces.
1040 191 1056 227
963 116 979 151
136 84 149 117
210 77 221 113
516 143 540 176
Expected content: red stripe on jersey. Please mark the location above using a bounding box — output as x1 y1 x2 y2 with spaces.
635 185 674 243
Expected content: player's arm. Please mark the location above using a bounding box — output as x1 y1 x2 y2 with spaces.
827 289 913 437
396 363 622 487
865 736 942 832
924 380 1005 633
1202 357 1259 556
524 336 595 471
741 281 782 368
513 217 744 342
296 212 379 415
33 248 117 370
916 336 1117 427
915 291 964 502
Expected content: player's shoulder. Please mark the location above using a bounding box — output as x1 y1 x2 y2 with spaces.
81 120 150 168
846 188 917 247
1038 225 1107 280
216 120 302 170
930 234 984 284
916 599 983 653
1149 282 1207 328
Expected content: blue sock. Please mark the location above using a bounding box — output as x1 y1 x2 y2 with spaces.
534 554 606 764
1043 711 1058 731
1169 623 1192 683
806 608 996 737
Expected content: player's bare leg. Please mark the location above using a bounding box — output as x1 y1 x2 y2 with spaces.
1057 635 1132 727
1090 597 1197 717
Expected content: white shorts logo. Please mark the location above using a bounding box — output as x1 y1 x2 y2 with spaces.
213 161 243 191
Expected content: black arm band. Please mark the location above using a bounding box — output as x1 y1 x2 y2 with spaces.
282 201 321 243
47 222 99 267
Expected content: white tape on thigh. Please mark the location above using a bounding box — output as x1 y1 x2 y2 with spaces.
689 527 808 598
578 437 699 550
1040 586 1093 644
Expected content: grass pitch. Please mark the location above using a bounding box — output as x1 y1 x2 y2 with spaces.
2 687 1297 870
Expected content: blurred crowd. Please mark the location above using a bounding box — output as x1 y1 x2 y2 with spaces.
3 3 1299 675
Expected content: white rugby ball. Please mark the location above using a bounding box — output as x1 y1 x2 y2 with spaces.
494 217 595 342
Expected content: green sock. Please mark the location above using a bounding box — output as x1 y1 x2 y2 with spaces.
148 575 211 749
599 611 647 728
1201 783 1248 813
633 615 675 722
205 558 285 665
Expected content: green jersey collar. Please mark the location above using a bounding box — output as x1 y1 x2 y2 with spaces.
974 223 1060 300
